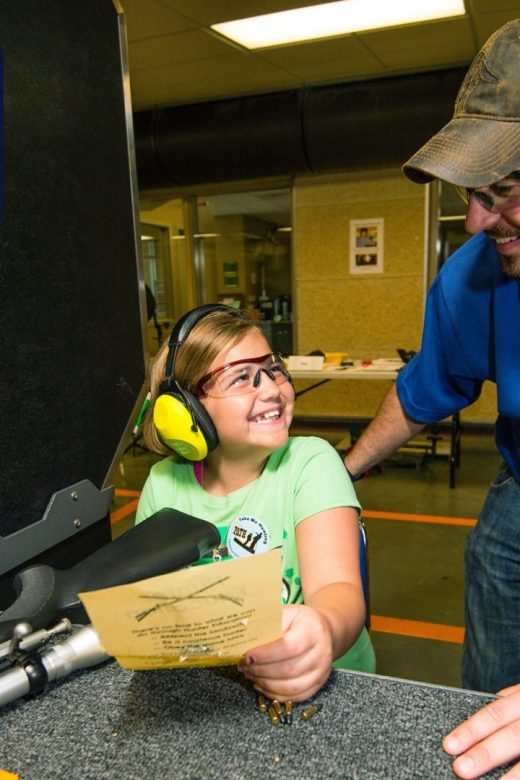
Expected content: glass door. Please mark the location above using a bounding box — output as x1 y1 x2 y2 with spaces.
194 187 294 353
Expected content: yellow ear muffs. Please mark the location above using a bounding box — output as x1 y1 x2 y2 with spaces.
153 391 218 461
154 303 239 459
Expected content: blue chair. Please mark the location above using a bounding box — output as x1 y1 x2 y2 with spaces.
359 519 370 629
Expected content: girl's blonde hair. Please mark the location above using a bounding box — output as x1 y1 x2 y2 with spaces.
143 309 265 454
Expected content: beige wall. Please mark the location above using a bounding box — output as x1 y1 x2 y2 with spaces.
294 169 425 357
291 169 496 424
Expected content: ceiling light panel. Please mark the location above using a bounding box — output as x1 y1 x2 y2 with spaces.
211 0 466 49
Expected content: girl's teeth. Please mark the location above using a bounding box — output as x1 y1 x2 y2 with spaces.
254 411 280 423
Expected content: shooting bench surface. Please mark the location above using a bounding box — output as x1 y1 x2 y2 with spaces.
0 663 502 779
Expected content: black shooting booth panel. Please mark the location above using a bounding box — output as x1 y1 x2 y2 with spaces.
0 2 146 608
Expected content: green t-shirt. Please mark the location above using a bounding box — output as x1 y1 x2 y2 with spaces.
136 436 375 673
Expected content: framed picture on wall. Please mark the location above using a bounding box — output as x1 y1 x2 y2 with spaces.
349 218 384 275
223 260 240 288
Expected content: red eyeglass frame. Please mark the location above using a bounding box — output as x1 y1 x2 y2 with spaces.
196 352 285 396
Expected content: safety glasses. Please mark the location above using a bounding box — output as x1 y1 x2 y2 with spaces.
197 353 291 398
456 172 520 214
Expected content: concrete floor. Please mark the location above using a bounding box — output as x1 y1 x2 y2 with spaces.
112 420 501 690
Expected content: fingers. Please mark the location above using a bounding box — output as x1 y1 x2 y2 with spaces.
240 605 301 666
444 692 520 755
248 659 331 702
242 605 329 667
444 691 520 779
250 671 330 703
239 641 328 699
498 683 520 697
238 604 333 701
240 660 331 702
448 725 520 779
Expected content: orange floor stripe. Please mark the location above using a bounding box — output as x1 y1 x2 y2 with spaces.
110 498 139 524
371 614 465 644
114 488 142 497
112 494 474 527
363 509 476 527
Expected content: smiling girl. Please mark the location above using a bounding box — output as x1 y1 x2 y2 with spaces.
136 305 375 701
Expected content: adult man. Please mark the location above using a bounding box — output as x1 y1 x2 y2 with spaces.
345 17 520 701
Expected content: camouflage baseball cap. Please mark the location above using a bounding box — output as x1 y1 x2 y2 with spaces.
403 19 520 188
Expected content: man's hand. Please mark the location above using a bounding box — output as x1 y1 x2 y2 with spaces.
443 683 520 778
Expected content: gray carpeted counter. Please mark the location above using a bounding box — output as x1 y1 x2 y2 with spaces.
0 662 507 779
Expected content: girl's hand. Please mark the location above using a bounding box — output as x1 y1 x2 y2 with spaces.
237 603 334 702
443 683 520 778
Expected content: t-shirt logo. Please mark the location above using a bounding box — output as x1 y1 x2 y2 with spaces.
227 515 270 558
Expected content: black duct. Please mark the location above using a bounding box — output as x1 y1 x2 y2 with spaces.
304 68 466 173
134 67 467 189
134 89 308 188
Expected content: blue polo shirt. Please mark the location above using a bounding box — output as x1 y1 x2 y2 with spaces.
397 231 520 482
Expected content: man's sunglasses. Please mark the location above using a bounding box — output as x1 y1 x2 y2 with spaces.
456 171 520 214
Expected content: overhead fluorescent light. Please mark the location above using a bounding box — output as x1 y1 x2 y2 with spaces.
211 0 466 49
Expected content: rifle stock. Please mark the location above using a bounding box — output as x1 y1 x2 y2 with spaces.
0 508 220 642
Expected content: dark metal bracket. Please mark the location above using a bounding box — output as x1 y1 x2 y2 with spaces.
0 480 113 575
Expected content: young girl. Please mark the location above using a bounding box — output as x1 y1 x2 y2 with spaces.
136 304 375 701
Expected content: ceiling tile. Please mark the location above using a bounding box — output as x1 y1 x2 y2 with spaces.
120 0 196 41
257 35 384 77
129 54 301 109
357 17 475 55
137 52 293 85
128 29 235 70
470 0 520 12
377 41 475 72
157 0 333 26
472 12 520 44
132 75 299 109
